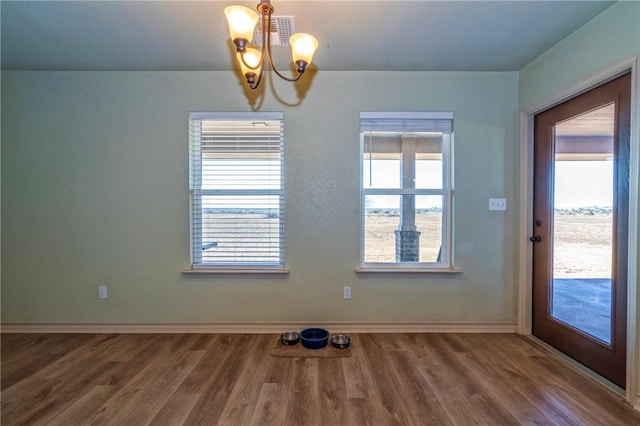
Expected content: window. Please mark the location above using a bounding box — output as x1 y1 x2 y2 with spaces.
188 112 284 269
360 112 453 270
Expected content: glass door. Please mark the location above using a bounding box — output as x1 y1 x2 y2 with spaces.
532 73 630 388
551 103 614 344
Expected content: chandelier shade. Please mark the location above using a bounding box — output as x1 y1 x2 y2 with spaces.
236 47 262 85
224 0 318 90
289 33 319 66
224 6 259 44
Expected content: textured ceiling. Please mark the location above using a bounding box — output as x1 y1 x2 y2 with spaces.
0 0 615 72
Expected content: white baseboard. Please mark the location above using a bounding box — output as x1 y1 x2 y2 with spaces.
0 321 517 334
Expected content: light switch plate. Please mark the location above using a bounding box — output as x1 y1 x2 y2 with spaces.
489 198 507 211
343 286 351 299
98 286 108 299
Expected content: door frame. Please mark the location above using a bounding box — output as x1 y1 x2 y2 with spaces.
518 56 640 407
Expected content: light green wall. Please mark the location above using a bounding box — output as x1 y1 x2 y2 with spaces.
520 0 640 110
1 70 519 324
519 0 640 397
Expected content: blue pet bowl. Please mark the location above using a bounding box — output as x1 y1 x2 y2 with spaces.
299 328 329 349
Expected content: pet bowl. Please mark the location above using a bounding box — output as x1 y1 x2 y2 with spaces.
330 334 351 349
281 331 300 345
299 328 329 349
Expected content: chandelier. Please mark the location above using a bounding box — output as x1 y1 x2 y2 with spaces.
224 1 318 90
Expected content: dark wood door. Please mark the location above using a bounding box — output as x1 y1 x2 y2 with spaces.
532 73 631 388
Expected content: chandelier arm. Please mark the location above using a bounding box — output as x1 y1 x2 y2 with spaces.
258 5 269 71
267 45 304 82
263 5 303 82
242 3 270 90
243 4 269 90
264 21 304 82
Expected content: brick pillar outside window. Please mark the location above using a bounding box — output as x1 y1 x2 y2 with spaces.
395 229 421 262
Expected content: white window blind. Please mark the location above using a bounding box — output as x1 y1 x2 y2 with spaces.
189 112 284 268
360 112 453 133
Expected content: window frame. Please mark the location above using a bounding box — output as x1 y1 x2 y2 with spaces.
186 112 287 274
358 112 457 273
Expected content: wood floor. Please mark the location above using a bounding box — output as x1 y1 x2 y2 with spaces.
2 333 639 425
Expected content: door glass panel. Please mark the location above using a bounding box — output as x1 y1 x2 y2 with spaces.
551 103 614 344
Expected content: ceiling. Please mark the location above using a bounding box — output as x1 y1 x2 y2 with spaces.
1 0 615 72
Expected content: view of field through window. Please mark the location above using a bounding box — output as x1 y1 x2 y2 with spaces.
364 211 442 263
198 161 612 271
197 143 612 272
549 103 615 342
200 207 611 269
362 150 446 263
553 160 613 278
191 114 284 266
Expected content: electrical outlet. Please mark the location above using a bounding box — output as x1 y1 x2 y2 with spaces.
489 198 507 211
98 286 108 299
343 286 351 299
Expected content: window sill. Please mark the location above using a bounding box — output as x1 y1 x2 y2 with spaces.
355 267 463 277
181 268 289 277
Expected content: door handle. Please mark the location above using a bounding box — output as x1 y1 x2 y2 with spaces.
529 235 541 243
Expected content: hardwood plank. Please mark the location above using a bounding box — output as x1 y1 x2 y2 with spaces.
283 358 319 426
1 335 130 425
463 360 560 425
343 334 407 425
429 335 520 425
452 343 568 425
263 355 295 384
182 334 255 425
386 346 455 425
88 347 205 425
43 385 119 426
399 333 446 368
416 336 480 425
463 334 604 424
250 383 289 426
457 334 584 425
148 392 202 426
1 334 98 390
528 351 638 426
317 358 349 425
174 334 230 394
459 334 625 425
2 332 640 426
93 335 184 387
342 334 374 399
345 397 379 426
216 334 273 425
357 334 416 424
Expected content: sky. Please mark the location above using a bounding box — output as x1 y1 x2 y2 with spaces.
202 158 614 210
554 160 613 208
365 159 615 210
